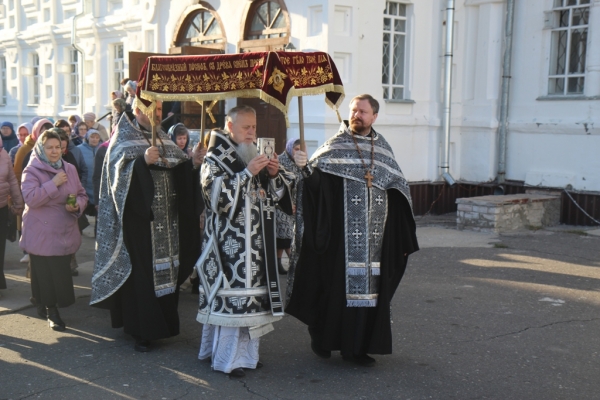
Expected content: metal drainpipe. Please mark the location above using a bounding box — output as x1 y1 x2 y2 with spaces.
72 0 86 116
440 0 456 186
497 0 516 187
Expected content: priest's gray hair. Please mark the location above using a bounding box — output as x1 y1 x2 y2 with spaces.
225 105 256 132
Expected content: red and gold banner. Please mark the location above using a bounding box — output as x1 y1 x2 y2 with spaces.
135 51 345 123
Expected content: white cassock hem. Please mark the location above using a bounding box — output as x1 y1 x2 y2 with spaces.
198 324 260 373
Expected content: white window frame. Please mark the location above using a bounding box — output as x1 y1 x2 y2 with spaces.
382 1 409 101
0 56 6 105
69 49 79 106
31 53 40 105
547 0 590 96
112 43 124 92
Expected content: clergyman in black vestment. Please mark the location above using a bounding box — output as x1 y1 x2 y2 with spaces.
90 101 204 352
286 94 419 366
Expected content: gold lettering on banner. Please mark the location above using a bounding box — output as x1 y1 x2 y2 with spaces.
292 55 305 65
233 59 249 68
318 54 327 63
306 55 316 64
209 62 215 70
151 63 188 72
249 58 264 67
189 63 208 71
216 61 233 71
280 57 291 65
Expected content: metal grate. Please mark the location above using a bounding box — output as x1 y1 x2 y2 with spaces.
382 2 407 100
548 0 589 95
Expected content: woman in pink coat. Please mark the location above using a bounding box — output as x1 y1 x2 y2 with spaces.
0 136 24 295
20 129 88 331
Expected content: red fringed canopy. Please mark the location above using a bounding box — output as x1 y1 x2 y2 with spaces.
135 51 345 124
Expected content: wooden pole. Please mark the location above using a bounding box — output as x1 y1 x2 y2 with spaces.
298 96 305 151
200 101 206 148
151 106 157 147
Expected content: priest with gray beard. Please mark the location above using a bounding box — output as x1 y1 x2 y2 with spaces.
195 105 296 378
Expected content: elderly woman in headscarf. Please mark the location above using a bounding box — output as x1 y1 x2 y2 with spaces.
111 98 128 130
77 128 102 214
124 80 137 106
68 115 82 139
8 123 33 165
0 135 24 296
1 122 19 154
14 118 54 183
275 138 302 275
20 128 87 330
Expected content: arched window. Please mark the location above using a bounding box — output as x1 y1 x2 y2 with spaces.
172 4 226 51
240 0 290 52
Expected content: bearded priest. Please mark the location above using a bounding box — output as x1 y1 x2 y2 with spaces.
196 105 296 378
286 94 419 366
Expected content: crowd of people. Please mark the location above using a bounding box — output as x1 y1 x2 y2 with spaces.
1 91 419 378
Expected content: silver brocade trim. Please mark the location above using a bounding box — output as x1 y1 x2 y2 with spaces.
149 169 179 297
343 178 388 307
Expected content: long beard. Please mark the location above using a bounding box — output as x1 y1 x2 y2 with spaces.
236 142 258 165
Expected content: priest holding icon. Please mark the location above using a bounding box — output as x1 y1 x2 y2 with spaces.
196 105 296 377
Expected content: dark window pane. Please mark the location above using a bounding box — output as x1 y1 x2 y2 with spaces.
553 0 563 7
398 4 406 16
568 28 587 74
392 87 404 99
270 3 283 27
392 34 405 85
550 30 567 75
548 77 565 94
394 19 406 32
580 0 590 3
382 33 390 84
559 9 569 27
571 7 589 25
251 4 268 31
567 0 576 5
383 17 391 31
567 76 584 93
205 17 220 36
389 2 397 16
383 87 389 99
272 12 285 29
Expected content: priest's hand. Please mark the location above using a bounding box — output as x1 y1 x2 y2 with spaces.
192 144 207 168
247 155 270 176
144 146 160 165
294 150 307 168
266 153 279 178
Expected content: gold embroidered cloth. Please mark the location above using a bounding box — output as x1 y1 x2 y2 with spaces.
135 51 345 120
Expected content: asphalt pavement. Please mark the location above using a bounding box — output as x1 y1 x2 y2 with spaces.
1 215 599 399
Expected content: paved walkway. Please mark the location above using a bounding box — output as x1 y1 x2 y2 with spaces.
1 214 599 399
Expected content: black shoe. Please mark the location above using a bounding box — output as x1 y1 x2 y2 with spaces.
256 361 263 369
47 307 66 332
134 340 151 352
229 368 245 378
310 340 331 359
342 353 376 366
278 260 287 275
191 277 200 294
71 270 79 277
36 305 47 320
